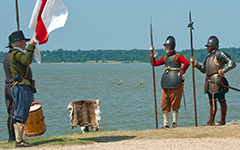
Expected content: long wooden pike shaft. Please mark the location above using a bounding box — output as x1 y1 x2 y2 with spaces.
189 11 198 127
150 18 158 129
15 0 20 31
151 52 158 129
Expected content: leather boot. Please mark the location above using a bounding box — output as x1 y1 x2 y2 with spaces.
7 117 15 142
14 122 33 147
204 99 217 126
15 140 34 147
218 99 227 125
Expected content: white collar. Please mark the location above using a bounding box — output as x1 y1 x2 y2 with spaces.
14 47 25 53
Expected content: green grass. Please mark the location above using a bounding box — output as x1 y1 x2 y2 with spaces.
1 124 240 149
0 136 93 149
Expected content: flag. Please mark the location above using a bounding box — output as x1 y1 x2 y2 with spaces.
29 0 68 44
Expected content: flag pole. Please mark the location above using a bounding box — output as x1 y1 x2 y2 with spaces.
15 0 20 31
16 0 30 77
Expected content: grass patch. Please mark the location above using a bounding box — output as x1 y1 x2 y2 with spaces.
0 142 14 149
1 124 240 149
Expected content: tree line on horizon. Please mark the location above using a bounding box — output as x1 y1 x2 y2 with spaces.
0 47 240 63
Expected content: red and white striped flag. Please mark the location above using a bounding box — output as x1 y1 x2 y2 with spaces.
29 0 68 44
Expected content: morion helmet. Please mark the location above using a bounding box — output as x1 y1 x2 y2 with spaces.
205 35 219 50
163 36 175 50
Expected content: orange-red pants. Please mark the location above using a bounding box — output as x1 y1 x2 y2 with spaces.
160 83 183 112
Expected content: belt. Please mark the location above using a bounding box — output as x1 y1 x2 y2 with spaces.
165 66 180 73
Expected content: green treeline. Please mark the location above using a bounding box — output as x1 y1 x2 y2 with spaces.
1 47 240 63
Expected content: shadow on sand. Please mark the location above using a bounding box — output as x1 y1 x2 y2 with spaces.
80 135 136 143
30 135 136 146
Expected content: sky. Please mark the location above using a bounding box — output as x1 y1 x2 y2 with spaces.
0 0 240 52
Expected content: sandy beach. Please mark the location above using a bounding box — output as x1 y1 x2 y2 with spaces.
3 138 240 150
2 123 240 150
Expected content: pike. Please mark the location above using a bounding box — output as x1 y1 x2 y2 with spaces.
219 83 240 92
209 80 240 92
188 11 198 127
150 17 158 129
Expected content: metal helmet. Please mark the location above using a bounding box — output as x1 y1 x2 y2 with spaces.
205 35 219 50
163 36 175 50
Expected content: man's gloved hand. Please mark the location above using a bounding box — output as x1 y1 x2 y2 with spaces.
149 45 158 57
149 45 154 51
13 75 21 82
13 71 22 82
178 70 185 76
190 57 198 67
178 70 185 82
218 69 224 77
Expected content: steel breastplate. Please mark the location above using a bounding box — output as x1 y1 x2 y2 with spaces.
205 54 219 76
205 52 224 94
161 54 181 89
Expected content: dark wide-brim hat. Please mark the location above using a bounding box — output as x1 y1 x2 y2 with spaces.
8 30 30 44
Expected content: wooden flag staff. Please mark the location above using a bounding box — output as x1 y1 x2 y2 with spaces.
15 0 20 31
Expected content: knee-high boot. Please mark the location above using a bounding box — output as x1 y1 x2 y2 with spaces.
219 99 227 125
207 99 217 125
7 117 15 142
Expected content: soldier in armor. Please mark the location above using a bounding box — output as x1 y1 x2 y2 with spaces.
190 35 236 126
150 36 190 128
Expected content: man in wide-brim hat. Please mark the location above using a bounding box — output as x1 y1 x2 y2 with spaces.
9 30 37 147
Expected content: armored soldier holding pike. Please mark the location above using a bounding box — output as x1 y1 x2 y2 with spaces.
191 35 236 126
150 36 190 128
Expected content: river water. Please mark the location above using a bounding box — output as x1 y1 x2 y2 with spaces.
0 63 239 141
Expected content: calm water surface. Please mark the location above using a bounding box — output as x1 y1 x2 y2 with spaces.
0 63 239 141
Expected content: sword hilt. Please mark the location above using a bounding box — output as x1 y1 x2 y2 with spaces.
10 81 18 90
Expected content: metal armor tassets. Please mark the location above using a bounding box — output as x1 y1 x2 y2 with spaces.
161 54 181 89
208 74 221 94
196 50 236 94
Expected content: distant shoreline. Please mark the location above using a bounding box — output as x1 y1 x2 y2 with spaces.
1 48 240 63
32 60 149 64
